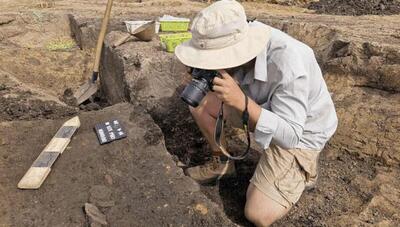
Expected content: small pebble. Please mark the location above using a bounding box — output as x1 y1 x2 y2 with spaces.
194 203 208 215
84 203 108 226
105 174 113 185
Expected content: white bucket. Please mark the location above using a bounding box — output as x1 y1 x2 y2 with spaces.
125 21 160 34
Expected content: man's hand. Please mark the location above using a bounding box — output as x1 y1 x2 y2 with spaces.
213 69 262 132
212 70 245 111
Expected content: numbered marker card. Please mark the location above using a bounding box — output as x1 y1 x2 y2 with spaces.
94 119 127 145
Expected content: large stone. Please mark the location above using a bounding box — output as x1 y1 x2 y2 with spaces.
99 30 188 115
68 15 126 50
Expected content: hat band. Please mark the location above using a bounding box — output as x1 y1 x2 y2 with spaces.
191 21 249 50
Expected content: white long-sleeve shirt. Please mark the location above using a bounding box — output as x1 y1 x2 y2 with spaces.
235 23 338 151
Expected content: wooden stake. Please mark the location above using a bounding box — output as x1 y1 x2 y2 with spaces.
18 116 80 189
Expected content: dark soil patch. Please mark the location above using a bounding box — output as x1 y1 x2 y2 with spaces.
0 87 77 121
150 97 257 226
150 97 209 167
151 95 384 226
308 0 400 15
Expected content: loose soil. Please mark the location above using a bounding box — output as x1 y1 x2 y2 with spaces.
0 94 76 121
1 0 400 226
309 0 400 15
0 85 77 121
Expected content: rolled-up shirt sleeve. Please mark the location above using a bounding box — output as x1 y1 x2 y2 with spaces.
254 74 309 150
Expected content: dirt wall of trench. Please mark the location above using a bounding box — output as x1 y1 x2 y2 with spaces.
259 18 400 92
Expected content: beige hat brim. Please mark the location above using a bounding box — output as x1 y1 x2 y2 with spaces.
175 26 271 70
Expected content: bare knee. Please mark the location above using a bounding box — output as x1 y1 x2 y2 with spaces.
244 204 259 225
245 184 289 226
244 204 275 227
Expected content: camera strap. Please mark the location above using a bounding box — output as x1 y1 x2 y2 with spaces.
214 95 250 160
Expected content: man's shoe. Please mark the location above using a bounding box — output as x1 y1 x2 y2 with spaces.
184 156 236 184
305 174 318 191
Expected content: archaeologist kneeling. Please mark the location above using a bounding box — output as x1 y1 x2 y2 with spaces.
175 0 338 226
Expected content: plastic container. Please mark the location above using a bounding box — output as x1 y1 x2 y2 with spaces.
159 15 190 32
125 21 159 34
159 20 190 32
159 32 192 53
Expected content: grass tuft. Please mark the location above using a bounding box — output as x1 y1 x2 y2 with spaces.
46 38 76 51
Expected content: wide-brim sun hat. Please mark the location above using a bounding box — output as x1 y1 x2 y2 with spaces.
175 0 271 70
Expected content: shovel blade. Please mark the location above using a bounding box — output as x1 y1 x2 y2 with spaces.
73 80 98 105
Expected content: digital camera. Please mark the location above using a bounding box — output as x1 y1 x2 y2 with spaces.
180 68 219 107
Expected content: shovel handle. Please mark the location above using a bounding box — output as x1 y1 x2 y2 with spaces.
112 33 132 48
93 0 114 73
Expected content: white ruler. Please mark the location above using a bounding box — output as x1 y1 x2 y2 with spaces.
18 116 80 189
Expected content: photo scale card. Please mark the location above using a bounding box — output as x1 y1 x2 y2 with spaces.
94 119 127 145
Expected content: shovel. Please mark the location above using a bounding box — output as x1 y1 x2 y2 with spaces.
73 0 113 105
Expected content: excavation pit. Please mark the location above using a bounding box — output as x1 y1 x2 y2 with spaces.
78 13 400 225
0 7 399 226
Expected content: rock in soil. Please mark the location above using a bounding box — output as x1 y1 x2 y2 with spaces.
104 174 113 185
84 203 108 226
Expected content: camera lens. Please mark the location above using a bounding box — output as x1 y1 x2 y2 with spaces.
180 78 210 107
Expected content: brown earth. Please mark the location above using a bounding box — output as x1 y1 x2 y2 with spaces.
0 103 234 226
309 0 400 15
0 69 78 121
268 0 316 6
0 0 399 226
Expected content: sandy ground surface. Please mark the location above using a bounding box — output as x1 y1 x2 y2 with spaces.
0 0 399 226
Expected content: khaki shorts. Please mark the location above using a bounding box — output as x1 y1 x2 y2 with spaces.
224 105 320 209
250 145 319 208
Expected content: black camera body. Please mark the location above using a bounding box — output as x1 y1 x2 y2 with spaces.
180 68 218 107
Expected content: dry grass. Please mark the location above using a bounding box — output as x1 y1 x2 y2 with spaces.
46 38 76 51
36 0 56 8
